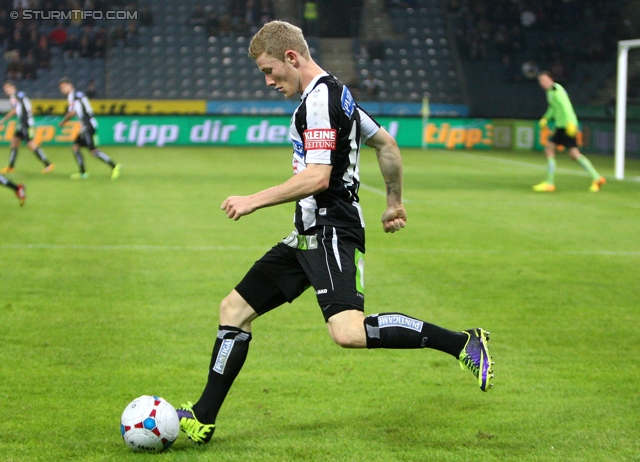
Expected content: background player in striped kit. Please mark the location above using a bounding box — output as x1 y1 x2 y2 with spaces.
0 81 54 175
58 78 122 180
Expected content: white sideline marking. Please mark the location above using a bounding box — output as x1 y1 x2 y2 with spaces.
2 244 638 257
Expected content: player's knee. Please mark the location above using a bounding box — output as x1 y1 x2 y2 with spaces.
219 290 257 330
326 309 366 348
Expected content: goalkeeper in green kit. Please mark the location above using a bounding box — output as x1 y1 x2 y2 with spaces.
534 71 606 192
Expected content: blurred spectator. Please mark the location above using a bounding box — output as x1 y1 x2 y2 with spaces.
5 50 22 80
22 50 37 79
48 22 67 47
139 6 153 28
63 33 80 59
33 35 52 68
8 30 29 58
78 35 92 58
125 20 138 47
93 34 106 58
219 14 234 36
85 79 98 98
206 12 221 37
110 25 126 47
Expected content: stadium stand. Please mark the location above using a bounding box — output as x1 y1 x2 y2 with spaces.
0 0 635 118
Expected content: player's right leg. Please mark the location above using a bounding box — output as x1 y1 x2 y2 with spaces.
177 290 258 444
0 174 25 205
70 142 89 179
0 137 20 174
26 139 53 173
533 142 556 192
179 244 305 444
568 147 606 192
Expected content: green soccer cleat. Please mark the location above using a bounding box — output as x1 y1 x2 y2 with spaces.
111 163 122 180
70 172 89 180
458 328 494 392
532 182 555 192
589 176 606 192
176 402 215 444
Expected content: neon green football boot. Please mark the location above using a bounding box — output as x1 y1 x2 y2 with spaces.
176 402 215 444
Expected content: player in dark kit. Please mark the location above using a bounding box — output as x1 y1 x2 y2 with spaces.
0 174 25 206
58 78 122 180
0 81 54 175
176 21 495 444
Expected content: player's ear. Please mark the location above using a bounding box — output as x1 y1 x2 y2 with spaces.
284 50 297 66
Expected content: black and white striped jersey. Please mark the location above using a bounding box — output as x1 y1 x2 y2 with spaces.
10 91 34 128
67 90 98 130
290 72 380 233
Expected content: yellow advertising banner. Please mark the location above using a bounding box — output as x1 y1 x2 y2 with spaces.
30 100 207 115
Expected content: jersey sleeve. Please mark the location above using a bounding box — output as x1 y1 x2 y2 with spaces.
358 106 380 143
302 84 334 165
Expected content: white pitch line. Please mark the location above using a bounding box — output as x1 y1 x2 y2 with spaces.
2 244 638 257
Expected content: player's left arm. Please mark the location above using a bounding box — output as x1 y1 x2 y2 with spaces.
59 109 76 126
221 163 332 220
365 127 406 233
0 108 17 125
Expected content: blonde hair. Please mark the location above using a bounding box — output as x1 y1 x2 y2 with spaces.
248 20 310 61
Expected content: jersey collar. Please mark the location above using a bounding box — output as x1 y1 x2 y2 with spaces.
301 72 329 100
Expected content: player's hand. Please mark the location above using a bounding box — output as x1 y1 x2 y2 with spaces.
381 204 407 233
221 196 256 221
58 121 65 127
538 118 548 129
566 121 577 137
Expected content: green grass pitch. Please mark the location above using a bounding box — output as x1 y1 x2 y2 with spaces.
1 145 639 461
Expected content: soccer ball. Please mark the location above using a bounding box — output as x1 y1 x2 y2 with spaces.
120 395 180 452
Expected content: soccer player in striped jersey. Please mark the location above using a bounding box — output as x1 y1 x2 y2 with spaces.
534 71 606 192
58 78 122 180
0 174 25 206
176 20 494 445
0 81 54 175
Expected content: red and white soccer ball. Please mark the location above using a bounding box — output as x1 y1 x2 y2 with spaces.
120 395 180 452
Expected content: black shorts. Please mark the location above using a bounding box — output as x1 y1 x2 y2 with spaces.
75 127 97 150
550 128 577 148
235 226 366 322
14 126 33 142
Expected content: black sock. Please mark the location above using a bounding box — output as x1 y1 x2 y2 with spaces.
93 150 116 168
364 313 467 357
73 150 85 173
9 148 17 168
0 175 18 190
33 147 49 165
192 326 252 425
